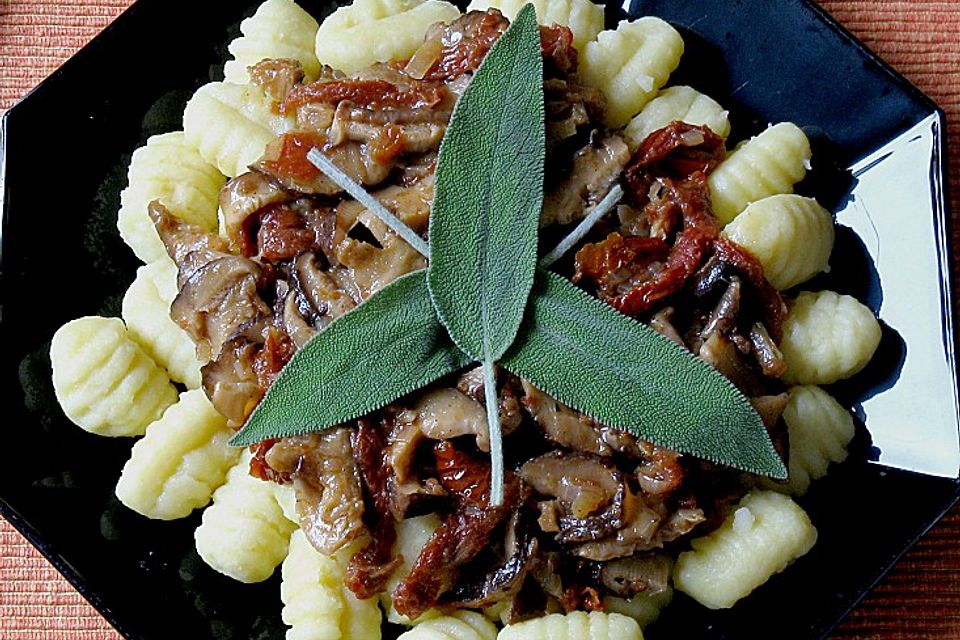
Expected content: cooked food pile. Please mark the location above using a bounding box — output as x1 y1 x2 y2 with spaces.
48 0 884 636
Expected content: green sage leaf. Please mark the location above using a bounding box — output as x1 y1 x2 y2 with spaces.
427 3 545 362
231 270 470 446
501 270 787 478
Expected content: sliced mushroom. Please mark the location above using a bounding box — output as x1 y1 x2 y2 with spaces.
148 201 231 285
700 276 742 340
750 392 790 431
415 388 490 451
572 499 665 561
697 331 766 396
649 307 685 347
540 133 630 227
520 451 632 543
219 171 292 254
248 58 305 102
750 322 787 378
290 252 356 324
200 334 263 427
266 429 368 555
170 254 271 361
521 381 611 457
456 367 524 437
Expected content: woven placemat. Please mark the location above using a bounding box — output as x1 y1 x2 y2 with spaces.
2 1 958 638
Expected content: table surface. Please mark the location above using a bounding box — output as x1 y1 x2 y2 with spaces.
2 0 959 638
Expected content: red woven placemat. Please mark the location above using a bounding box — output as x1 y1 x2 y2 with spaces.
2 1 959 638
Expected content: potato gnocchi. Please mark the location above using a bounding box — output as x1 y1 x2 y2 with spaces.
779 385 856 495
282 529 345 640
708 122 812 225
579 17 684 129
604 586 673 629
50 316 177 437
673 491 817 609
315 0 461 74
121 260 204 388
466 0 603 51
223 0 321 84
398 611 498 640
116 132 225 264
194 452 297 583
183 81 296 178
624 85 730 148
780 290 882 384
498 611 644 640
115 389 239 520
722 194 834 290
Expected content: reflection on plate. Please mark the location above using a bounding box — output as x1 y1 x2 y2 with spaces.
1 0 958 639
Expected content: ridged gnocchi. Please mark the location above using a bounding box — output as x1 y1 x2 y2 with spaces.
673 490 817 609
779 385 856 495
604 585 673 629
579 17 684 129
498 611 644 640
223 0 321 84
122 261 204 388
383 513 443 624
722 194 834 290
183 81 296 178
315 0 461 74
115 389 240 520
281 529 346 640
399 611 498 640
624 85 730 147
465 0 603 51
51 316 177 437
116 132 225 263
195 452 297 583
780 290 882 384
709 122 812 225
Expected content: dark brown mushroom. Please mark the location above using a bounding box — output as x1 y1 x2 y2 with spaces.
170 253 271 361
520 451 632 543
266 429 368 555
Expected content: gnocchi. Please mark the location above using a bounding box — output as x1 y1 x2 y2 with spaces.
722 194 834 290
624 85 730 147
116 132 225 264
673 491 817 609
465 0 603 51
398 611 498 640
780 290 882 384
315 0 461 74
121 260 204 388
183 81 296 178
579 17 684 129
50 316 177 437
194 452 297 583
498 611 644 640
115 389 239 520
708 122 812 225
778 385 856 495
223 0 321 84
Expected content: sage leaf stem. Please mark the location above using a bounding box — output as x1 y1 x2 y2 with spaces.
307 148 430 258
539 184 624 268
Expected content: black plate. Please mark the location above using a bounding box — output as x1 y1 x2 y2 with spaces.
2 1 958 639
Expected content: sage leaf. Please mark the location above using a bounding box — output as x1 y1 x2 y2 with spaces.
231 270 470 446
427 3 545 362
501 270 787 478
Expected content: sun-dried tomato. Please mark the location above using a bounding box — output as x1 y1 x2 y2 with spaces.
257 131 327 184
574 233 670 288
256 205 318 263
252 329 295 391
281 79 445 114
248 439 292 483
